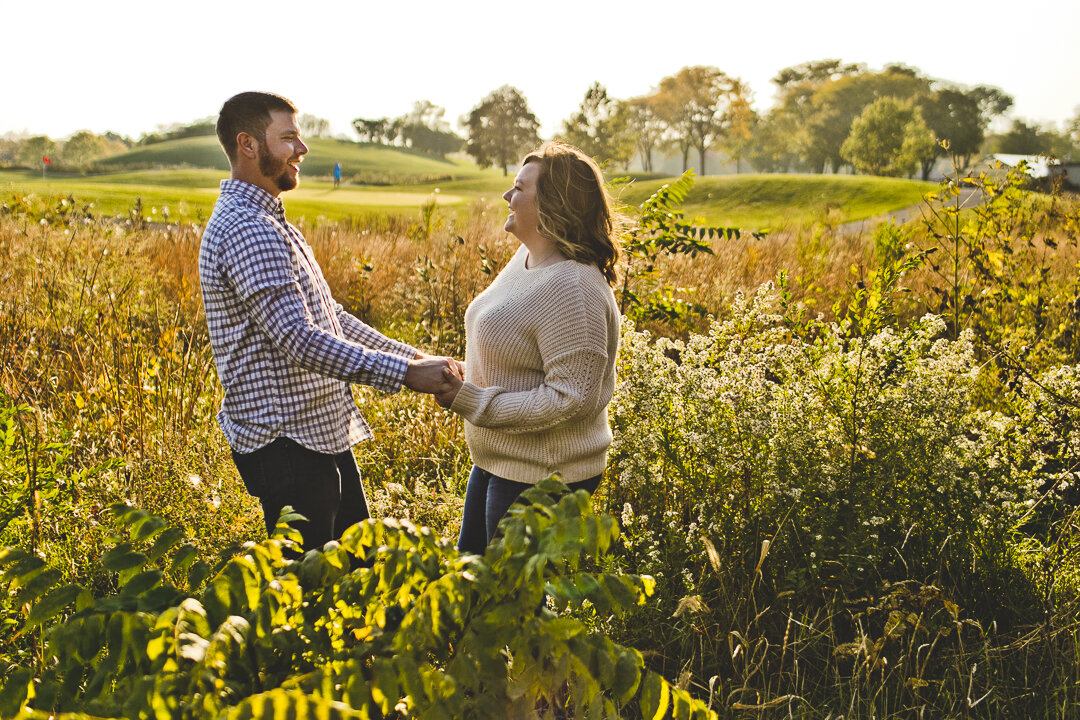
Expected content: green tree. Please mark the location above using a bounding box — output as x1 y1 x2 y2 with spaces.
298 113 330 138
773 58 867 89
992 119 1080 161
841 97 936 177
405 99 450 132
765 59 866 172
351 117 403 145
916 88 980 177
352 117 389 143
61 130 107 167
655 66 741 175
16 136 57 168
747 115 798 172
559 83 635 169
803 65 931 172
990 119 1051 154
401 100 463 157
718 81 757 173
464 85 541 176
402 124 463 157
626 95 665 172
968 85 1014 125
103 130 133 149
0 135 18 166
916 85 1013 177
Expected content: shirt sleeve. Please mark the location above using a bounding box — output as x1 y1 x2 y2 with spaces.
222 219 409 393
336 304 417 359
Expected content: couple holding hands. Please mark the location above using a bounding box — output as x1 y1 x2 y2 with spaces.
199 92 620 554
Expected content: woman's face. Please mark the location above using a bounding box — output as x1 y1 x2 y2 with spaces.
501 161 541 241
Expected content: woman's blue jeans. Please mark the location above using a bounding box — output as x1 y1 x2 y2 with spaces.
457 465 601 554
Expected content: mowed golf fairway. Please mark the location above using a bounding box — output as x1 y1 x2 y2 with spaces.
0 134 937 229
0 168 498 224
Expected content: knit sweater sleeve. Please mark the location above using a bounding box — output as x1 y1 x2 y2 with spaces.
450 267 613 433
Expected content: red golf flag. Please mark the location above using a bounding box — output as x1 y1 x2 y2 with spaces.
43 156 52 164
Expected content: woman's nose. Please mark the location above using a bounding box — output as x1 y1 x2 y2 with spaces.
502 188 512 202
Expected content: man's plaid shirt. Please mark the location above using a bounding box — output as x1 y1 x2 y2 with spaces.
199 179 416 454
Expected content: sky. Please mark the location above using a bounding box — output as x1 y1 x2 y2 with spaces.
5 0 1079 142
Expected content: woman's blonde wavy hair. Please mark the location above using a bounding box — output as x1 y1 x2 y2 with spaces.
522 142 623 286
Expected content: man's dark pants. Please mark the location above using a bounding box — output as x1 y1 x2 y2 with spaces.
231 437 370 552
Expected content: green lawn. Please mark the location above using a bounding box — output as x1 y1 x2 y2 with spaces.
615 173 937 230
0 169 496 224
1 165 937 230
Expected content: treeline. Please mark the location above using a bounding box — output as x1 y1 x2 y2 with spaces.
6 61 1079 178
352 100 464 158
545 60 1080 177
456 61 1080 178
0 130 132 171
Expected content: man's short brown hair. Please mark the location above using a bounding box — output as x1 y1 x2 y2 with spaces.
216 91 297 162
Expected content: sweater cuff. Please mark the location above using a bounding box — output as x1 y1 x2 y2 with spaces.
449 382 484 422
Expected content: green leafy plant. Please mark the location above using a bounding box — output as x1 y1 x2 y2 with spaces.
921 155 1080 360
0 479 715 719
832 221 935 340
618 170 763 331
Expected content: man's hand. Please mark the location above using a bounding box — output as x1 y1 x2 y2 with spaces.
404 355 457 394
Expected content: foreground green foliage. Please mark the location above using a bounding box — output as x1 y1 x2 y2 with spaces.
0 480 713 719
600 284 1080 715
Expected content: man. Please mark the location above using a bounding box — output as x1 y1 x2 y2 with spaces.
199 91 455 551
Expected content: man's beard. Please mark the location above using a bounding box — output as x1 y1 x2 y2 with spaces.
258 145 298 192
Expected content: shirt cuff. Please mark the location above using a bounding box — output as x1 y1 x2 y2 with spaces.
363 351 411 394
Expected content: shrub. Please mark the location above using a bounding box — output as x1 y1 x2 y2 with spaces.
608 285 1032 600
599 283 1044 712
0 480 714 719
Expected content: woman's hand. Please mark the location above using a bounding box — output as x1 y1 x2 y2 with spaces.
435 366 463 409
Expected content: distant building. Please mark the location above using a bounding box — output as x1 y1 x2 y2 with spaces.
989 153 1061 179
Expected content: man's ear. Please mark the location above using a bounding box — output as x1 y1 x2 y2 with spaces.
237 132 259 159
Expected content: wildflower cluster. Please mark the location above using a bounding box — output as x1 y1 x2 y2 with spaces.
604 283 1034 608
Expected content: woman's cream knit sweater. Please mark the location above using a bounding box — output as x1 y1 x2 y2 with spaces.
450 246 620 484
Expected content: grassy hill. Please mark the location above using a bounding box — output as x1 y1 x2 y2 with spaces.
1 164 937 230
99 135 493 184
615 173 937 229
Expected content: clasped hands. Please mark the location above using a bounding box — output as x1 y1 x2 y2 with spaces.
404 352 464 409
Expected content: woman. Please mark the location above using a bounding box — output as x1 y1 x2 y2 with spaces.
436 141 622 553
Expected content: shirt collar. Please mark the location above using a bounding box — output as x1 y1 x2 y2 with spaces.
219 179 285 218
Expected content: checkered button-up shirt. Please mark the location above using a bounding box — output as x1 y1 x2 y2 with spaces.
199 179 415 454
